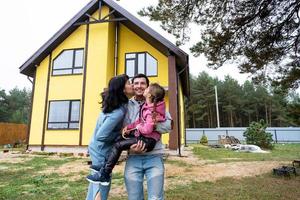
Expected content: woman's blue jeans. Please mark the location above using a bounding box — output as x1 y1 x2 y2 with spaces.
86 168 111 200
124 154 165 200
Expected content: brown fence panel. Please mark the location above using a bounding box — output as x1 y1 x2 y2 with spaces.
0 123 28 145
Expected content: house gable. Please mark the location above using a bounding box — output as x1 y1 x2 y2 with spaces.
20 0 189 96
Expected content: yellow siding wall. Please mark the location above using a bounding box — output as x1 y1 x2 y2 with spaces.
106 21 116 80
29 56 50 145
81 7 111 145
178 79 185 145
44 23 86 145
29 6 112 146
161 94 170 144
117 24 168 86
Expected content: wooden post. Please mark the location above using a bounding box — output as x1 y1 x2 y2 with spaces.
168 55 179 150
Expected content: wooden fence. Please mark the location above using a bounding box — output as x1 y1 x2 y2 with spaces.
0 123 28 145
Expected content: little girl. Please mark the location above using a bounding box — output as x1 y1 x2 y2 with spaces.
87 83 166 185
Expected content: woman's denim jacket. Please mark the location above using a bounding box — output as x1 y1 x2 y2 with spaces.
88 105 127 166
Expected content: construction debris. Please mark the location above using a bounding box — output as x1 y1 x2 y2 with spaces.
273 166 297 177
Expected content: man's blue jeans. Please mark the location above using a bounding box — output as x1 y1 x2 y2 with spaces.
124 154 164 200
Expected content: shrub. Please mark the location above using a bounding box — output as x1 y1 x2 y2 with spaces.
243 119 274 149
200 133 208 145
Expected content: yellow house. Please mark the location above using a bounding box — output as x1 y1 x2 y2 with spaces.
20 0 189 152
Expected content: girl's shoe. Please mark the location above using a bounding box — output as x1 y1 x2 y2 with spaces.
86 172 101 184
99 172 111 186
86 172 111 186
90 165 101 173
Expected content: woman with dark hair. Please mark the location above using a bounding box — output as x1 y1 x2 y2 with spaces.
86 74 133 200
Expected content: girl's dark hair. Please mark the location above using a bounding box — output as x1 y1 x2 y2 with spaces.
148 83 165 124
101 74 129 113
148 83 165 104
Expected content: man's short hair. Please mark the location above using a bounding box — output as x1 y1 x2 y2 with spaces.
132 74 149 87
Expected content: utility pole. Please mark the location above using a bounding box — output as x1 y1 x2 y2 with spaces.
215 86 220 128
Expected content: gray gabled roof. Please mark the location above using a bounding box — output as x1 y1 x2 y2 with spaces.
20 0 189 95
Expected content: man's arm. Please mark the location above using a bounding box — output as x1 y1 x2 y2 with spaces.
155 111 172 134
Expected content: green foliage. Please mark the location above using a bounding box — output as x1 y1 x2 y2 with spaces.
186 72 218 128
243 120 274 149
0 87 31 123
0 89 9 122
185 72 299 128
139 0 300 90
199 134 208 145
287 92 300 125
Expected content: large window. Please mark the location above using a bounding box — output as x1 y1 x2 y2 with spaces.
52 49 84 75
125 52 158 77
47 100 80 129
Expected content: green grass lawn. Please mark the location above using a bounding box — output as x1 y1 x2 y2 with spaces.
163 173 300 200
0 144 300 200
111 173 300 200
0 156 88 200
192 144 300 162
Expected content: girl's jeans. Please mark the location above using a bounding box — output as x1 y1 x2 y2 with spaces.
102 135 156 175
124 154 164 200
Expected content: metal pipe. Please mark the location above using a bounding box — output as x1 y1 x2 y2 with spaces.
98 0 102 20
215 85 220 128
114 22 119 76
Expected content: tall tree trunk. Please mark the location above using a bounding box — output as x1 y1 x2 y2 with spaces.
255 106 259 121
269 104 272 126
209 103 214 128
248 112 251 125
192 112 196 128
207 105 211 128
265 102 268 124
230 109 233 127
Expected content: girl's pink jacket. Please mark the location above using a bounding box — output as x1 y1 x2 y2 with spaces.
127 101 166 141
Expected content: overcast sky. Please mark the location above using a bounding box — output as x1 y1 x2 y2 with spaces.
0 0 250 92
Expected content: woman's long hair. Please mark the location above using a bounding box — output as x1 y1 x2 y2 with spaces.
101 74 129 113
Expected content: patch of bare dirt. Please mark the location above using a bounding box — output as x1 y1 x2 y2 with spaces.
38 157 126 181
37 159 88 181
109 186 127 197
164 147 288 189
165 160 287 187
0 152 33 163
